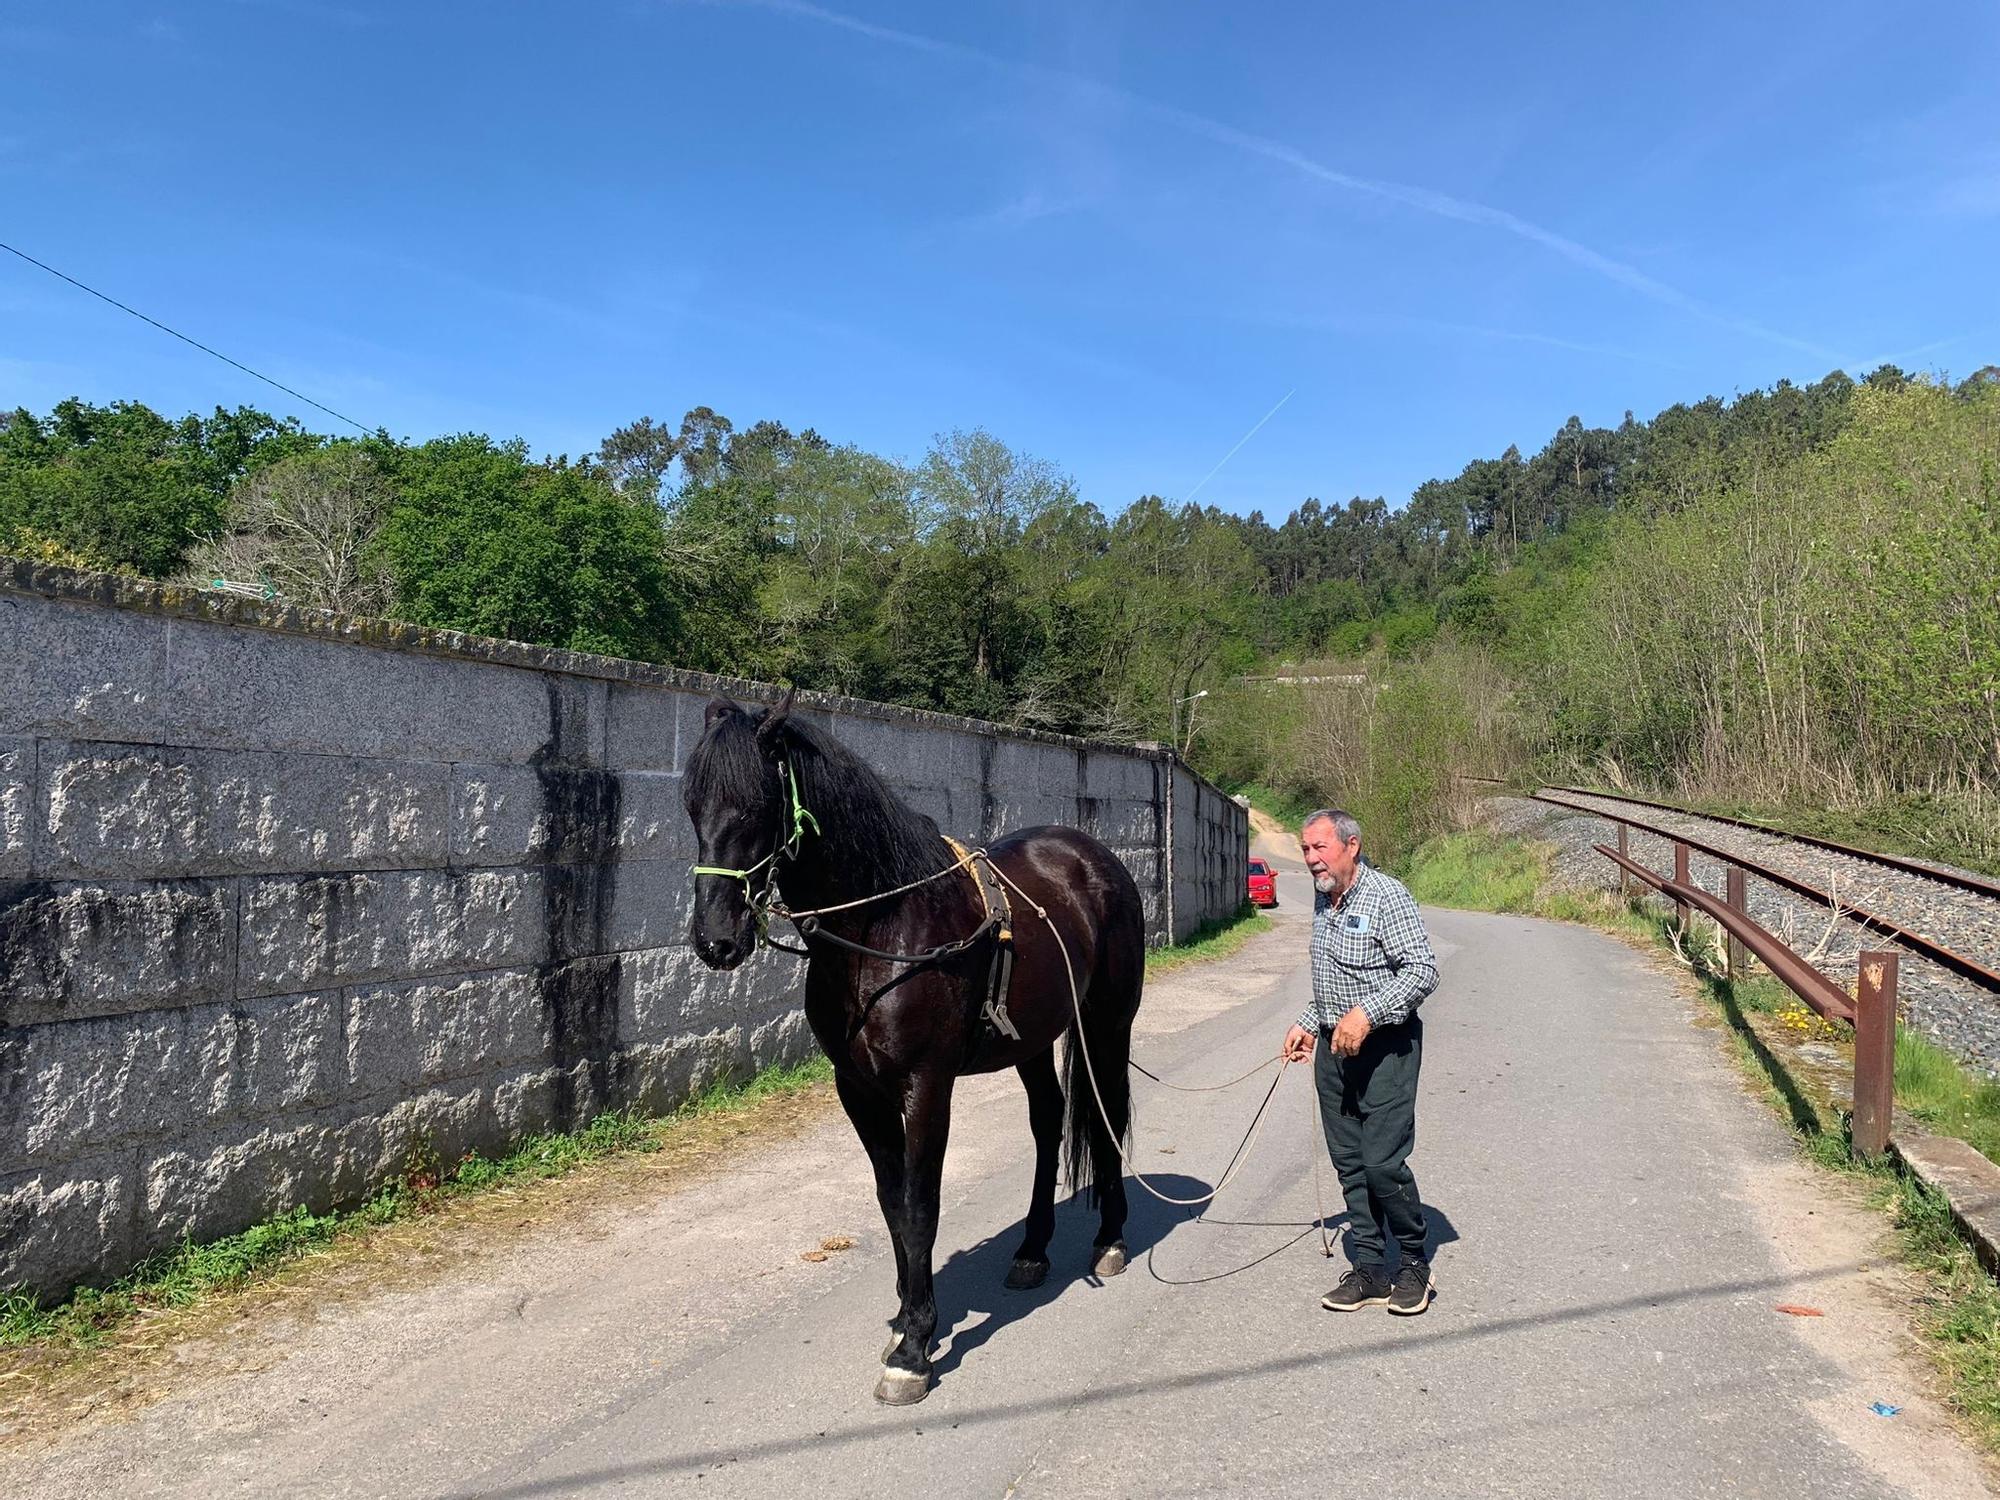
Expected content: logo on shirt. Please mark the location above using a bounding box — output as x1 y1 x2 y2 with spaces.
1341 913 1370 934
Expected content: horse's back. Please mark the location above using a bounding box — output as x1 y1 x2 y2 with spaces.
986 823 1145 940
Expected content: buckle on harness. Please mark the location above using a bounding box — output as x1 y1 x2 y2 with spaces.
984 938 1020 1040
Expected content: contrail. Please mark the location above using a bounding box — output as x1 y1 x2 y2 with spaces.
721 0 1846 366
1183 388 1294 505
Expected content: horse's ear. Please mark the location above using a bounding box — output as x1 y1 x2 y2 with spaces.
755 686 796 751
704 696 740 730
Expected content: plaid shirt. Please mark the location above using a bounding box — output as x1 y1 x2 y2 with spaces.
1300 863 1439 1034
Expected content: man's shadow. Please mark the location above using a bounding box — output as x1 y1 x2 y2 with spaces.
925 1173 1206 1384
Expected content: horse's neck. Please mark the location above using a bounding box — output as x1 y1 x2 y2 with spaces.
777 751 944 917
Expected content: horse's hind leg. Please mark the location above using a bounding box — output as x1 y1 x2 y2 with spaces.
1006 1050 1063 1290
836 1072 910 1363
1087 912 1145 1277
1087 1011 1134 1276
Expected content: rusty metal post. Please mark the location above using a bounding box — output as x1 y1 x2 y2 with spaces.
1673 841 1691 930
1852 951 1898 1159
1725 866 1749 978
1616 823 1629 901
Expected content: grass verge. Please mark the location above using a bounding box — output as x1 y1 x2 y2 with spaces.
1146 903 1273 976
0 1055 834 1355
1403 824 2000 1449
1399 829 1654 935
1896 1030 2000 1163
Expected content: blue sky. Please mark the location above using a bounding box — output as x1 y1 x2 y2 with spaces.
5 1 1997 517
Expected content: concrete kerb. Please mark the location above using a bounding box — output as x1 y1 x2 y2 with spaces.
1889 1128 2000 1278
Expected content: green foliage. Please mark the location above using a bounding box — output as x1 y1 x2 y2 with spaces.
1895 1029 2000 1162
1892 1181 2000 1440
0 398 309 575
1401 831 1549 911
1145 903 1271 974
1541 378 2000 805
378 437 683 659
4 370 1995 863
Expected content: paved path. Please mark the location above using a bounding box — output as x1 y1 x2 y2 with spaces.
4 849 1991 1497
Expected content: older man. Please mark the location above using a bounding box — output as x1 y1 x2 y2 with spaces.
1281 809 1440 1315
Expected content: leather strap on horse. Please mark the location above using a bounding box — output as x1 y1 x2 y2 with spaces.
943 836 1020 1042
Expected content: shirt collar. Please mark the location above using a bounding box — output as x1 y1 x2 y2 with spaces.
1322 863 1373 914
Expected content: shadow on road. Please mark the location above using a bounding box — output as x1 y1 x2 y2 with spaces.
928 1174 1208 1383
455 1257 1869 1500
1712 978 1836 1143
1147 1199 1462 1286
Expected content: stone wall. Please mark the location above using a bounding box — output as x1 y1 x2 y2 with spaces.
0 561 1247 1297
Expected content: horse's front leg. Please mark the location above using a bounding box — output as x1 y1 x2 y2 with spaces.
835 1071 910 1361
875 1070 953 1406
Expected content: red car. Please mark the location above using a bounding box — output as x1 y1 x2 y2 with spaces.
1246 857 1278 908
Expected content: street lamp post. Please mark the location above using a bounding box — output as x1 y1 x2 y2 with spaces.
1173 688 1209 757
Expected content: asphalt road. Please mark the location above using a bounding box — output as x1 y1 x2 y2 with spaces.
5 846 1990 1497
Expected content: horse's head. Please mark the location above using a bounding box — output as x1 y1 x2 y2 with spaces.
684 690 796 970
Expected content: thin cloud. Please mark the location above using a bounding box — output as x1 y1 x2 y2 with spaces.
1408 318 1696 373
722 0 1844 365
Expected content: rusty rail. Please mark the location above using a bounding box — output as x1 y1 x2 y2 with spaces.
1592 837 1900 1158
1596 843 1853 1022
1550 783 2000 903
1536 790 2000 998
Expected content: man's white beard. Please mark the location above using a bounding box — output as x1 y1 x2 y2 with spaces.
1313 872 1337 893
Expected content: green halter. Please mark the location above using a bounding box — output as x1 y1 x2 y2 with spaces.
690 758 821 904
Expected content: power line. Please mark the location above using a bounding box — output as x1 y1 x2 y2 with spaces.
0 240 375 434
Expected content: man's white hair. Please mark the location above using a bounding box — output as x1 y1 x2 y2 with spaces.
1303 808 1361 843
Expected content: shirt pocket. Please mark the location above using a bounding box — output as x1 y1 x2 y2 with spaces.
1330 917 1381 973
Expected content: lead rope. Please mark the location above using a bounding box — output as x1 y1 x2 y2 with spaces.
985 860 1305 1212
1303 1059 1336 1256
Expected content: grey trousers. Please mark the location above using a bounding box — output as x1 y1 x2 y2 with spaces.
1315 1017 1427 1268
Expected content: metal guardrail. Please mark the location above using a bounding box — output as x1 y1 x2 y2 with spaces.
1590 827 1900 1159
1535 790 2000 998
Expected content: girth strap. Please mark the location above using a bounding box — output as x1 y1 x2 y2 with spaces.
944 837 1020 1042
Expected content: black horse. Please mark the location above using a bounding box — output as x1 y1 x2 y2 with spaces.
684 693 1147 1406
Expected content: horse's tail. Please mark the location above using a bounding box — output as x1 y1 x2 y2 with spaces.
1062 901 1145 1207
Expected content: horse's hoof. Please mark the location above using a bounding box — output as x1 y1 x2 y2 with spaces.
1005 1257 1050 1290
873 1366 932 1406
1092 1241 1129 1277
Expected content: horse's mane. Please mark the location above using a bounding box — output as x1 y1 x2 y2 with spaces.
688 704 955 901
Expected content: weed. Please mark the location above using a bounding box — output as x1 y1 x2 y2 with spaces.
1146 904 1272 975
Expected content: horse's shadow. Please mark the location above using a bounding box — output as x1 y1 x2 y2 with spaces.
926 1174 1208 1384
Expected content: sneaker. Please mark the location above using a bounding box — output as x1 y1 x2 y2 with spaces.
1320 1266 1391 1312
1387 1260 1434 1316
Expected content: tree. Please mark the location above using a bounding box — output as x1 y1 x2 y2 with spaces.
184 443 395 614
913 430 1075 685
377 436 682 660
595 416 681 499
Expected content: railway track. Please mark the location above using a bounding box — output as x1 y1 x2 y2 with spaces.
1530 786 2000 998
1543 784 2000 903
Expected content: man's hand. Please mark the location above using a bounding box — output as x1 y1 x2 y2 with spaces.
1282 1024 1316 1063
1330 1006 1372 1057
